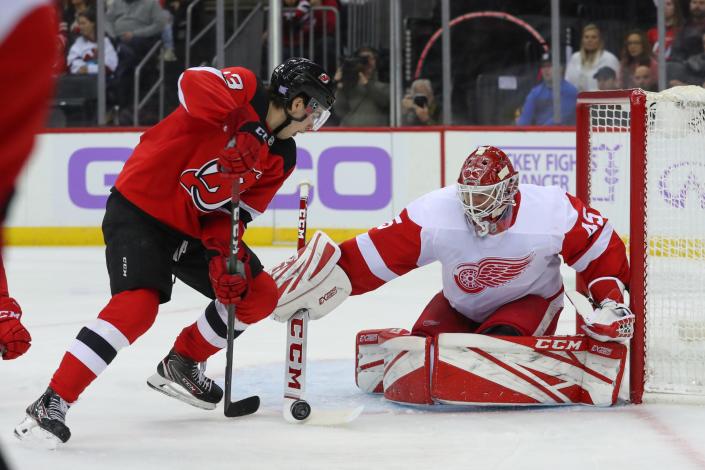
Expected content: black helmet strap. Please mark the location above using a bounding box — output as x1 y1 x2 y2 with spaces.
272 97 309 136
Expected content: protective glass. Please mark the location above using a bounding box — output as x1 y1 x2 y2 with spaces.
306 97 332 131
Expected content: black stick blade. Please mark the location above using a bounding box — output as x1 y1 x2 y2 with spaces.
224 395 260 418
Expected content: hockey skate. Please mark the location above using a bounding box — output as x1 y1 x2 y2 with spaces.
147 349 223 410
14 387 71 447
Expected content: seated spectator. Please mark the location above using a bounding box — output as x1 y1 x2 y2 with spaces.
282 0 311 60
106 0 166 115
158 0 177 61
517 52 578 126
310 0 339 72
647 0 683 59
565 24 620 92
670 0 705 63
67 9 119 75
672 31 705 86
594 66 619 91
401 79 439 126
620 30 658 88
632 64 656 91
331 47 389 127
68 0 96 38
281 0 338 73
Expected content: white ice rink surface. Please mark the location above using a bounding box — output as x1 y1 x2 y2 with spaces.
2 247 705 470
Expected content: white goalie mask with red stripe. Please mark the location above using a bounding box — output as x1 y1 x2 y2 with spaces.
457 146 519 237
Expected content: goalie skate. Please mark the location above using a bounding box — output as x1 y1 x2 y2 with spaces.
147 350 223 410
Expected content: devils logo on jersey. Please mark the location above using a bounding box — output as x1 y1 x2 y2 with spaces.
179 159 230 212
453 253 534 294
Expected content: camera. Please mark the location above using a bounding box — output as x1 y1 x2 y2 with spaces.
413 94 428 108
340 55 369 86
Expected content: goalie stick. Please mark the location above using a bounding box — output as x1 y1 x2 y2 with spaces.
222 145 260 418
282 182 364 425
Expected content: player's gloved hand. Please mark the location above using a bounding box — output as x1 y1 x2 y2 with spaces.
581 299 635 343
0 297 31 360
218 122 270 178
208 254 251 306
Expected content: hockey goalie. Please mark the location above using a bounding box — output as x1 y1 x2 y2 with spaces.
269 145 634 407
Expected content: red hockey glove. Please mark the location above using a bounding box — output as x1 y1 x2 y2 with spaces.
208 255 251 305
218 122 271 179
0 297 31 360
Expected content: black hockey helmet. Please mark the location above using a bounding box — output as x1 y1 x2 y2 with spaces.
270 58 335 130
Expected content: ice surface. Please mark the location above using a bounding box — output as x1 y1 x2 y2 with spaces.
1 247 704 470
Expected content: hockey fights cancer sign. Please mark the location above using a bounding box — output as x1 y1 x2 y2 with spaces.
9 129 704 239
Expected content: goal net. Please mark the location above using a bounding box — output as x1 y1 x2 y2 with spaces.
576 86 705 403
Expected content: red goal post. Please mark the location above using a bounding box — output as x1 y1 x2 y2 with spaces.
576 87 705 404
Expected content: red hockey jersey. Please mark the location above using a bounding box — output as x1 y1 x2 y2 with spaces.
338 184 629 323
0 0 57 217
115 66 296 248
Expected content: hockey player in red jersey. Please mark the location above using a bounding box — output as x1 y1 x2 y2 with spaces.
269 145 635 406
0 1 58 364
14 57 336 445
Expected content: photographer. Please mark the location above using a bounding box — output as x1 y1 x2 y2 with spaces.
401 79 438 126
331 47 390 126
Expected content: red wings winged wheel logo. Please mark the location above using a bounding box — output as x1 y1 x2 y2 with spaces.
453 253 535 294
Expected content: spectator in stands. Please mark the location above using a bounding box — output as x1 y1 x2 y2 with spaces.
282 0 311 54
565 24 620 92
401 79 439 126
669 0 705 85
158 0 177 62
647 0 684 59
68 0 96 37
310 0 339 73
67 9 119 75
632 64 656 91
594 66 619 91
620 30 658 89
517 52 578 126
281 0 339 73
106 0 166 118
332 47 389 126
670 0 705 62
671 31 705 86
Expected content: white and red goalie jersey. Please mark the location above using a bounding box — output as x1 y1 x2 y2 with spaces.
338 183 629 323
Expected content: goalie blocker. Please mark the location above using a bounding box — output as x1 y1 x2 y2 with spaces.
356 329 627 406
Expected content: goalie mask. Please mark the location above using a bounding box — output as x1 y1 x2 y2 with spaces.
457 146 519 237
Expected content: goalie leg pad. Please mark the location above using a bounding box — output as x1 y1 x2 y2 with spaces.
355 328 409 393
381 335 433 405
375 333 627 406
432 334 627 406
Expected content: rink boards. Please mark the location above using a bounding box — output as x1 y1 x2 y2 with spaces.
3 126 595 246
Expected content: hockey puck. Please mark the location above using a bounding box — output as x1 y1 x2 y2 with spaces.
290 400 311 420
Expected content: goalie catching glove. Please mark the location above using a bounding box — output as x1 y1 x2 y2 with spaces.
268 231 351 322
580 299 635 343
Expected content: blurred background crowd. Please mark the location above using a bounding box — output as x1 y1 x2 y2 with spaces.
49 0 695 127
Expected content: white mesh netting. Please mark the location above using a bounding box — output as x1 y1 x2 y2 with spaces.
587 86 705 396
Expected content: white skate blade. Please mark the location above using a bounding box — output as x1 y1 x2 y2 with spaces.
147 374 217 410
14 416 63 450
283 403 364 426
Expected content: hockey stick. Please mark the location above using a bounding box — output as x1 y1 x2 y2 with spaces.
283 181 312 422
223 166 260 418
565 290 595 321
282 182 364 425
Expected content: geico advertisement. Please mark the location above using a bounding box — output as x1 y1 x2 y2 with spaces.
7 131 440 230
